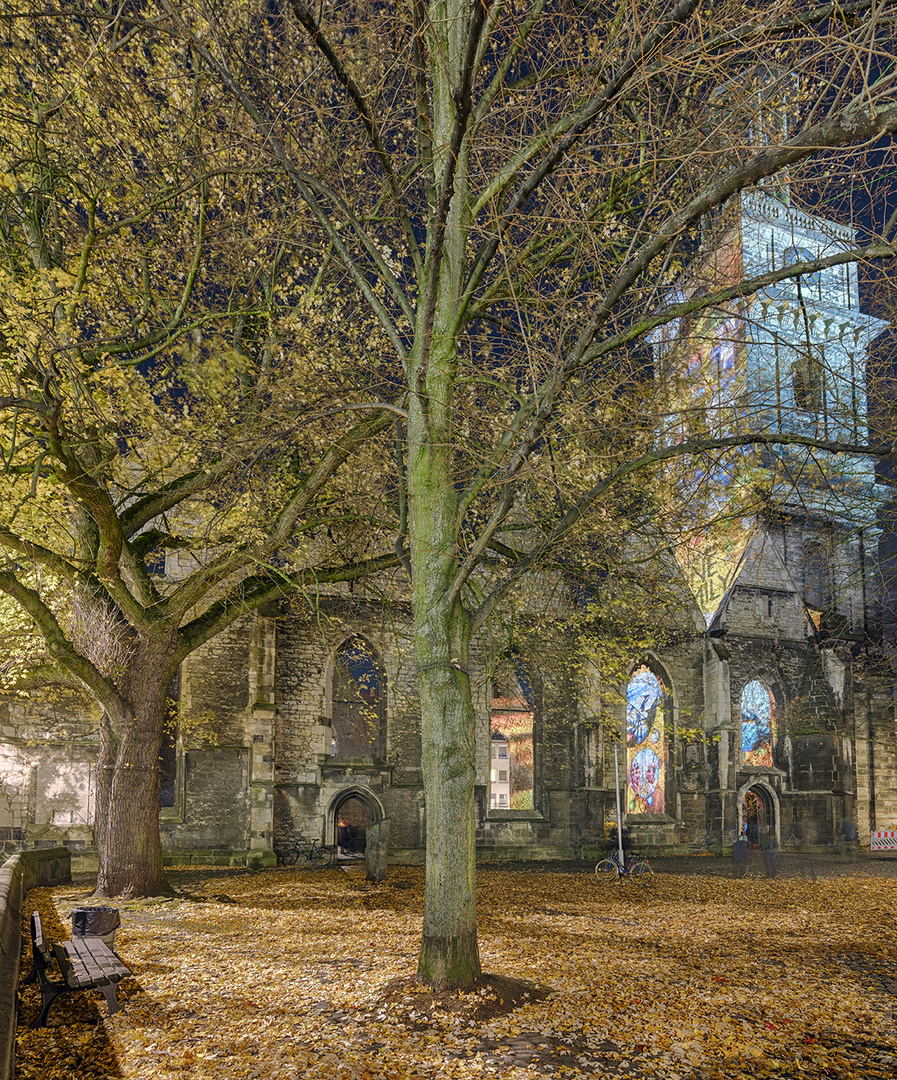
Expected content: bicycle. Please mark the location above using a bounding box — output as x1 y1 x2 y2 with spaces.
595 849 653 883
280 837 333 867
688 834 715 855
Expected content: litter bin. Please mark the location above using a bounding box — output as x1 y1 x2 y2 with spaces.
71 906 121 947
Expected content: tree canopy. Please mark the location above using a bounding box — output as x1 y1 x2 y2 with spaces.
0 8 402 894
2 0 897 984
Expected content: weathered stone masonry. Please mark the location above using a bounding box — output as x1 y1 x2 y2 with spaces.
5 554 894 869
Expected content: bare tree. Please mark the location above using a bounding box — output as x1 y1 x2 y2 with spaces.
3 0 897 989
164 0 897 987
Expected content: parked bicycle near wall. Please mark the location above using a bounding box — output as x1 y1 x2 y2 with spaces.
279 837 333 867
595 849 653 883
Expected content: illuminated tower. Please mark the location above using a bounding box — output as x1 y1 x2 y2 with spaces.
654 189 889 849
655 191 888 628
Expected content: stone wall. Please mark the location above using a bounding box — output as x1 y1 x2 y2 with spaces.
0 690 99 863
1 541 893 866
0 848 71 1080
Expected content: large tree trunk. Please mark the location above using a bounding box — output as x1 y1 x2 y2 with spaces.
409 347 482 988
410 0 480 987
93 644 175 898
92 710 117 884
415 597 481 988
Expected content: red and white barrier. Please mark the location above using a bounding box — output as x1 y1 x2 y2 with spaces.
871 830 897 851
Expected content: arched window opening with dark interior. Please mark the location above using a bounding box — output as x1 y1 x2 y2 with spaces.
331 636 383 758
490 668 534 810
159 674 180 812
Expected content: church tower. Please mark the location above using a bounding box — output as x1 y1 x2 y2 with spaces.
654 188 890 849
740 191 886 509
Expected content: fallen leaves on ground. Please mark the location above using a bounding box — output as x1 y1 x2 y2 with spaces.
15 867 897 1079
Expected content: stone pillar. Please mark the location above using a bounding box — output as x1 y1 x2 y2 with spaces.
853 691 873 839
704 640 734 845
365 818 390 882
247 610 278 868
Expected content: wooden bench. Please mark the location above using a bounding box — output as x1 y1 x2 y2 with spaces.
23 911 131 1028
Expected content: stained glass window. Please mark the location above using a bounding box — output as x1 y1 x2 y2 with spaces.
741 680 774 767
625 668 665 814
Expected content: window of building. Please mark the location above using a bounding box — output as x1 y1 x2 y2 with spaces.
159 720 177 809
741 680 774 767
801 540 832 612
791 352 823 410
331 636 383 757
625 667 666 815
490 671 535 809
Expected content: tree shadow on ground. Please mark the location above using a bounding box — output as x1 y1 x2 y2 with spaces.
377 972 552 1024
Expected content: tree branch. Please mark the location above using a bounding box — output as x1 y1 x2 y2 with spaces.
286 0 424 279
0 570 125 709
471 428 895 632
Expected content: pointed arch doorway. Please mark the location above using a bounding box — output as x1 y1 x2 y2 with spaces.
741 785 774 848
330 787 384 860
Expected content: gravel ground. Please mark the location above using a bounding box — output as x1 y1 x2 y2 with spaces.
67 850 897 891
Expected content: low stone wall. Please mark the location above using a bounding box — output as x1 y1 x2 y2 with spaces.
0 848 72 1080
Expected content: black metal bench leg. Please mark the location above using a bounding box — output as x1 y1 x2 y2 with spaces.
30 983 70 1029
99 983 121 1016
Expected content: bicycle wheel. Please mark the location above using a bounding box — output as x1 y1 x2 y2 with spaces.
312 846 332 867
629 860 653 882
595 858 619 883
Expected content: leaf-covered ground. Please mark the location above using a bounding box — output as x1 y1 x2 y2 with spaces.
16 865 897 1079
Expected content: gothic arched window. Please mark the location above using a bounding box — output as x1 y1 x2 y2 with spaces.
490 672 534 810
625 667 666 815
331 637 383 758
801 540 832 612
741 680 774 767
791 352 823 410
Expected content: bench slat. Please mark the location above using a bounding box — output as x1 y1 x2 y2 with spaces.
58 942 128 986
30 913 55 969
28 910 132 1028
66 939 129 979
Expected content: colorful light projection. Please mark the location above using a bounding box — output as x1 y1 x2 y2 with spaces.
625 668 665 814
680 314 744 437
669 312 756 625
741 680 774 767
678 522 756 626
